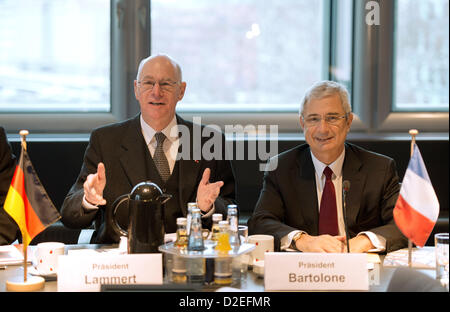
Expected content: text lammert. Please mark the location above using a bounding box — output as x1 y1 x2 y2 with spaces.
85 274 137 285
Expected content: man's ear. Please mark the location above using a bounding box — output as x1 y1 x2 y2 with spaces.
133 80 139 100
178 82 187 101
346 112 354 130
299 116 305 131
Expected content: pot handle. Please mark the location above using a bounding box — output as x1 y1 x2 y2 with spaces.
111 194 129 237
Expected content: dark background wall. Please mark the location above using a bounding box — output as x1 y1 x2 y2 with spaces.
9 138 449 246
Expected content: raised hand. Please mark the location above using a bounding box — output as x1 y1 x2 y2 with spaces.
83 162 107 206
196 168 224 213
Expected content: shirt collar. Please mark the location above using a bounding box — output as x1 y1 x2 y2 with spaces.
310 147 346 179
140 115 179 146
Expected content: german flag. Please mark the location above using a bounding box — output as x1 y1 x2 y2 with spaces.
4 148 61 247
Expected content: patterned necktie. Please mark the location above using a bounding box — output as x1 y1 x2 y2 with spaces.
154 132 171 182
318 166 338 236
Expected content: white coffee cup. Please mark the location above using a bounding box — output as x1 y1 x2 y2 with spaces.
247 234 274 266
35 242 65 275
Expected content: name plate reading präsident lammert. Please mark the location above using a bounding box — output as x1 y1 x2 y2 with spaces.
57 253 163 292
264 252 368 291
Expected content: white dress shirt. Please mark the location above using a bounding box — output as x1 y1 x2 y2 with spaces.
281 149 386 252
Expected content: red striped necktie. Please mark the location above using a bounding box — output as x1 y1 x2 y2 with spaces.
318 166 338 236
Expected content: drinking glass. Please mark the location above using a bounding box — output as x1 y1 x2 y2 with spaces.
435 233 449 290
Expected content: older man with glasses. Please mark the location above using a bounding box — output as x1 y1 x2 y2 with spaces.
248 80 407 253
61 54 236 244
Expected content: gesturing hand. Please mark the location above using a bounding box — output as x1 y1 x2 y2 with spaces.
83 162 107 206
196 168 224 213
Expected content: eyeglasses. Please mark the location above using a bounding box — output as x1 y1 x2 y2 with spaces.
137 80 179 93
302 114 348 127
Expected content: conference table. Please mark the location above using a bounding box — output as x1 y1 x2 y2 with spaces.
0 244 438 292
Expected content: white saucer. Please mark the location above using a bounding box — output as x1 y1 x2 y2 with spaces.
28 266 57 280
252 260 265 277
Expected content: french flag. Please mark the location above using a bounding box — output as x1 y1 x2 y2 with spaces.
393 144 440 247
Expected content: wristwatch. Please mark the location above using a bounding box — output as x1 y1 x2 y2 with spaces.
290 232 303 250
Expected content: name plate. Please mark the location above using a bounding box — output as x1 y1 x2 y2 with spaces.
264 252 368 291
57 254 163 292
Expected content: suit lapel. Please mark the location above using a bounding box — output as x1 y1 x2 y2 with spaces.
118 115 149 188
178 160 201 216
342 144 365 230
292 147 319 235
176 115 202 216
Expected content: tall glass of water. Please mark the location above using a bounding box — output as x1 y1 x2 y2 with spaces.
435 233 449 290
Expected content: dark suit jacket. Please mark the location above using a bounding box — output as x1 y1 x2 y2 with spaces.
61 114 236 243
0 127 19 245
248 142 407 253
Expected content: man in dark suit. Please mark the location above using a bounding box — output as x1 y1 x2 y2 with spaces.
0 127 19 245
61 54 235 244
248 81 407 253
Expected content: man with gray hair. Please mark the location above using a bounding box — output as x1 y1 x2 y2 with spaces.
248 80 407 253
61 54 235 244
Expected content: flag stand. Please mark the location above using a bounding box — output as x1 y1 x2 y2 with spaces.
6 274 45 292
5 130 44 292
407 129 418 268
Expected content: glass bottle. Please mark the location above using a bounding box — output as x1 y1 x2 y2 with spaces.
215 221 231 252
210 213 223 241
226 204 240 248
186 202 197 236
172 217 187 283
186 207 205 285
174 217 188 248
187 208 205 252
214 221 232 285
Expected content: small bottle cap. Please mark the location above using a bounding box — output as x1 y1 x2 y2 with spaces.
218 220 229 228
212 213 223 221
176 217 187 225
191 208 201 214
187 202 198 210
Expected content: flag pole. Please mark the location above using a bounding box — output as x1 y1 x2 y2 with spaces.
408 129 418 268
6 130 44 291
19 130 29 282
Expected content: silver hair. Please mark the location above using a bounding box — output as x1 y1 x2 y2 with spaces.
299 80 351 116
135 53 183 81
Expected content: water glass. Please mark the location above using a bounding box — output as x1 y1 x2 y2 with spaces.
435 233 449 290
238 225 248 243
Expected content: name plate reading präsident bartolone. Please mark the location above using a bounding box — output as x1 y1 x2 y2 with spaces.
264 252 368 291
